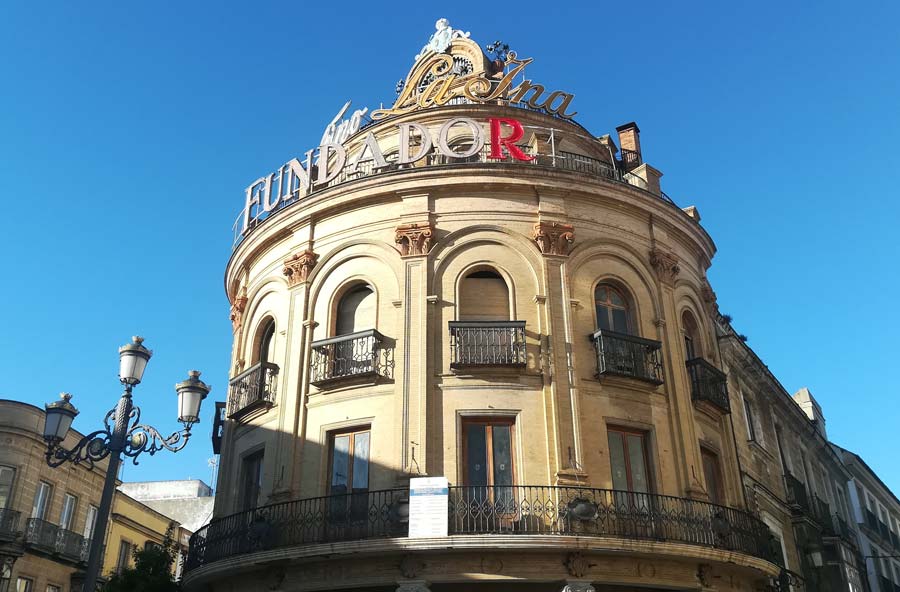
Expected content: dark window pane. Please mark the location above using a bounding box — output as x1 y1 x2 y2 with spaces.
466 425 487 487
331 435 350 495
597 305 611 331
626 434 650 493
612 309 629 333
491 426 513 487
352 432 370 493
608 432 628 490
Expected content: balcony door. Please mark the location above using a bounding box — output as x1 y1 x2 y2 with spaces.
459 270 509 321
31 482 52 520
608 427 651 494
462 419 515 510
701 448 725 506
328 428 370 523
0 466 14 509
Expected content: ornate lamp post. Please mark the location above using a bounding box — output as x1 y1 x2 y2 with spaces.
42 336 211 592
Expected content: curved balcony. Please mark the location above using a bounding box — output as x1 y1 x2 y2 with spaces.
184 485 775 573
309 330 395 387
227 361 279 418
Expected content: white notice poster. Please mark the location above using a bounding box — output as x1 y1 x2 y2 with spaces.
408 476 449 538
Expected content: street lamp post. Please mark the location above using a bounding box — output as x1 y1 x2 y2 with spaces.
41 336 211 592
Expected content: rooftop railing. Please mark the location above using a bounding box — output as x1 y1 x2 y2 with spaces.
185 485 775 573
590 329 663 384
233 140 677 249
686 357 730 412
309 330 394 386
448 321 526 369
227 361 279 418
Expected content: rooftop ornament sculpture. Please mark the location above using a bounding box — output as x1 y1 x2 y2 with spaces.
414 18 471 60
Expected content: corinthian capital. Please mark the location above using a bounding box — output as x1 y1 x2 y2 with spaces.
533 221 575 256
283 250 319 287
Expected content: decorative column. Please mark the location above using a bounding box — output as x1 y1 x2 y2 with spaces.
395 194 432 478
532 219 584 484
270 246 318 502
649 245 705 498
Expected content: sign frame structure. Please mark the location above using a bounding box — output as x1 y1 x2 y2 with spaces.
408 476 450 538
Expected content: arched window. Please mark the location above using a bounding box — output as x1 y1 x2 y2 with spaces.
682 310 701 360
335 285 376 335
594 284 631 333
257 319 276 364
459 269 510 321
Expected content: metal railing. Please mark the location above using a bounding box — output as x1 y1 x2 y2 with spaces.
591 329 663 384
309 330 394 386
227 361 279 418
620 148 642 170
0 508 20 541
812 495 831 527
784 474 810 513
233 139 677 249
56 528 85 562
24 518 59 552
686 357 730 412
185 485 774 573
448 321 527 368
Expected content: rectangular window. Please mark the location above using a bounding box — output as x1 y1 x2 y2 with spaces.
16 578 33 592
327 428 371 522
240 451 264 511
0 466 15 509
742 397 757 441
31 481 52 519
116 540 132 573
607 427 651 493
701 448 725 506
83 504 99 540
46 585 61 592
59 493 77 530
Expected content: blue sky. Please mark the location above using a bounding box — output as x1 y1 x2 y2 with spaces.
1 1 898 494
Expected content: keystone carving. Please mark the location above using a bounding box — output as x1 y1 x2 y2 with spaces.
649 248 680 284
396 222 433 256
533 221 575 256
565 552 591 578
229 286 248 332
282 250 319 287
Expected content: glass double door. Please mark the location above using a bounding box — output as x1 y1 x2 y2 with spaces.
464 420 514 511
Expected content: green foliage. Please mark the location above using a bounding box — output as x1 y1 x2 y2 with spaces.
102 524 181 592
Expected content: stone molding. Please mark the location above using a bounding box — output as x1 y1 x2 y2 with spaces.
283 250 319 287
533 221 575 256
649 248 680 284
396 222 433 257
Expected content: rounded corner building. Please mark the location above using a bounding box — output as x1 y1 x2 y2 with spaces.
186 19 784 592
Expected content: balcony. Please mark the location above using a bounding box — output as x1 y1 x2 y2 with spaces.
686 357 729 412
0 508 20 542
25 518 59 552
227 361 279 418
309 330 394 386
56 528 85 562
590 329 663 384
185 485 775 573
812 495 831 527
448 321 526 369
784 473 810 513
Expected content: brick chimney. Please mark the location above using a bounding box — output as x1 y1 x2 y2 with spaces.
616 122 642 170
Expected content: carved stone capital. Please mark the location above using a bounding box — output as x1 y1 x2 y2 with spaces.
561 581 595 592
650 248 680 284
565 552 592 578
283 250 319 287
396 222 433 256
229 287 248 332
396 580 430 592
701 279 718 311
533 221 575 256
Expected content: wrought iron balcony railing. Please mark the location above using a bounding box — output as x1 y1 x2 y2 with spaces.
812 495 831 527
56 528 85 562
448 321 526 369
24 518 59 552
784 473 810 513
686 357 730 412
309 329 394 386
591 329 663 384
0 508 20 541
828 514 857 545
227 361 279 418
185 485 775 573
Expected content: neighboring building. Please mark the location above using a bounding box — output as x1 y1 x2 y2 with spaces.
104 490 192 581
184 20 787 592
835 446 900 592
117 480 214 537
0 399 196 592
718 326 866 592
0 399 106 592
